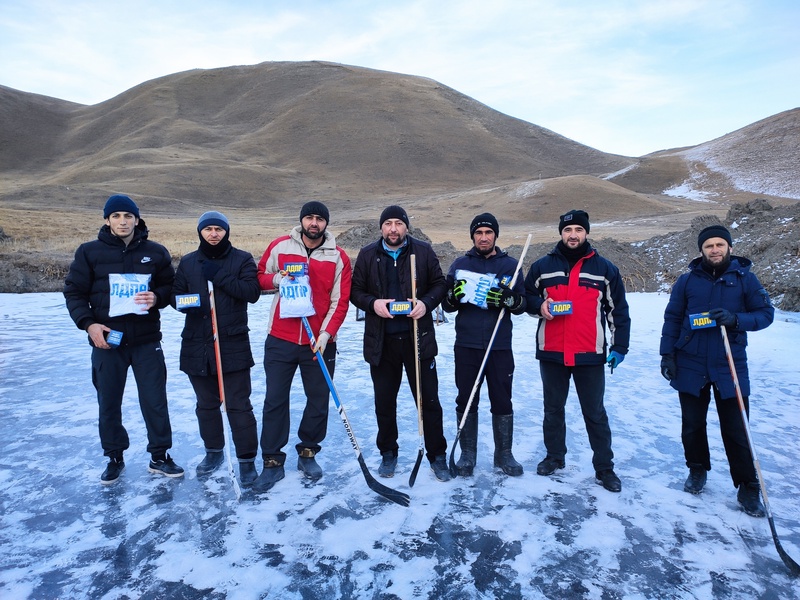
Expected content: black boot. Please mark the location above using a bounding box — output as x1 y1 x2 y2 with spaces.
492 413 523 476
455 410 478 477
737 482 765 517
252 458 285 493
683 464 707 494
196 450 224 477
239 460 258 487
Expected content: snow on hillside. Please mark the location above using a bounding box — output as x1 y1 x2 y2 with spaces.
1 293 798 599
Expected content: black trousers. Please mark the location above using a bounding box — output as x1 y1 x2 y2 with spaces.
454 346 514 415
370 335 447 462
91 342 172 458
260 335 335 464
679 383 756 487
188 369 258 460
539 361 614 471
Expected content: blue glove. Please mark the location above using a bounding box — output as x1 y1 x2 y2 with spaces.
708 308 737 328
607 350 625 371
202 260 221 281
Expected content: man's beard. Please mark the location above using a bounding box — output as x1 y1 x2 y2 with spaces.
475 244 494 256
302 225 326 240
383 232 406 248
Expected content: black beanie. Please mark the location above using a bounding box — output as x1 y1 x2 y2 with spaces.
299 201 330 223
379 205 410 228
197 211 229 232
697 225 732 250
470 213 499 238
559 209 590 233
103 194 140 219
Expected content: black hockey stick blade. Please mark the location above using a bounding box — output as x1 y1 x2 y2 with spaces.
768 515 800 576
357 455 410 507
448 429 461 477
408 448 424 487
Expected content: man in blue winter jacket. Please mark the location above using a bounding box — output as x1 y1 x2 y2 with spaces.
660 224 774 516
442 213 527 477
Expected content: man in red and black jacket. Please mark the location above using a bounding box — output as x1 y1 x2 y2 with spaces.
252 201 351 493
524 210 630 492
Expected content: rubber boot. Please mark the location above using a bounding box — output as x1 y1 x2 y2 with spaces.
239 459 258 487
455 410 478 476
492 413 523 476
252 458 285 493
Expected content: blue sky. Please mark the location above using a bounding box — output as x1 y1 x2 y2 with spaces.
1 0 798 156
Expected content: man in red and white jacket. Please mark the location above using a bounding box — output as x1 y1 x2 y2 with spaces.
252 201 352 493
524 210 630 493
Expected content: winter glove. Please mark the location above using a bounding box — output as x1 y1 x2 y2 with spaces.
708 307 737 328
447 279 467 305
313 331 330 355
486 285 523 311
660 354 676 381
606 350 625 370
202 260 221 281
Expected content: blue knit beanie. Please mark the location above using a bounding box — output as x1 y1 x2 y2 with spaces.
103 194 140 219
197 211 230 232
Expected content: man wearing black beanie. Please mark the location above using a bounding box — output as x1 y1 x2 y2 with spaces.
660 222 773 516
524 209 630 492
443 213 526 477
351 204 451 482
252 201 352 493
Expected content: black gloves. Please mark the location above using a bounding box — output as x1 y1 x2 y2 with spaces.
660 354 676 381
708 308 737 328
202 260 221 282
486 285 523 311
447 279 467 305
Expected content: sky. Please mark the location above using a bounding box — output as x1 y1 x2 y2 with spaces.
1 292 799 597
1 0 798 157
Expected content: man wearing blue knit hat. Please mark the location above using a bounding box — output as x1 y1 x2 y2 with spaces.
171 211 261 487
64 194 184 484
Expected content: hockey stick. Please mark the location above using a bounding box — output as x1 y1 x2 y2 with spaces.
208 280 242 501
301 316 411 507
448 233 532 477
408 254 424 487
721 325 800 576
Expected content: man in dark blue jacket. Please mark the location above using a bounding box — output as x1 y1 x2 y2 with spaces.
172 211 261 486
64 194 183 484
350 205 451 482
660 224 774 516
442 213 526 476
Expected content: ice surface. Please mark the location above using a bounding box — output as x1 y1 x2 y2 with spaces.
1 293 798 599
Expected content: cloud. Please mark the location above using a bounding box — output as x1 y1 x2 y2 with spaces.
1 0 798 156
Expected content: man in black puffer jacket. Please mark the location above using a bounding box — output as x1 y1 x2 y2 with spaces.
172 211 261 487
351 205 450 482
64 194 183 485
